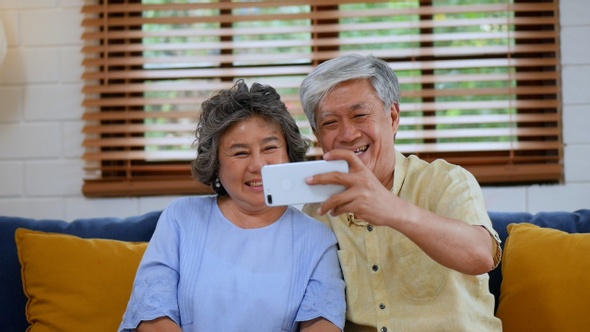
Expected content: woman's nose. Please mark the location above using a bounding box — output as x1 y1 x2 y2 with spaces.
249 153 267 171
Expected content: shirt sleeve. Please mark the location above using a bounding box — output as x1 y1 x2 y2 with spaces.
432 162 503 269
295 228 346 330
118 207 182 331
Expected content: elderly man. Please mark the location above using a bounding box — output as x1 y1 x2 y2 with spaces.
300 54 502 332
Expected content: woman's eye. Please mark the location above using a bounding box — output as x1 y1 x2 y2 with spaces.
264 145 279 151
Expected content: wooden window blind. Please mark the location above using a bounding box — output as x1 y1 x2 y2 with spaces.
81 0 561 197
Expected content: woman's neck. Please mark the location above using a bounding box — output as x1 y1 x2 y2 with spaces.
217 196 287 229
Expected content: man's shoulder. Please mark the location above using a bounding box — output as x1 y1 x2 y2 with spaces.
403 153 469 179
398 153 480 198
405 153 456 169
300 203 333 226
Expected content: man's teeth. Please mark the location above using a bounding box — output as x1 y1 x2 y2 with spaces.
248 181 262 187
354 146 368 155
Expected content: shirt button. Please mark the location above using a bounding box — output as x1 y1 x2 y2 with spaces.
367 225 373 231
380 327 388 332
372 264 379 272
379 303 386 309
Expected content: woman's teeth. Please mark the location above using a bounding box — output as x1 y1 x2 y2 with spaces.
248 181 262 187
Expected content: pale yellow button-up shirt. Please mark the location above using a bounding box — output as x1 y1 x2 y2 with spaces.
303 150 502 332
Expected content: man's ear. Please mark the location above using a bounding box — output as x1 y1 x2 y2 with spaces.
312 127 320 142
311 128 327 154
390 102 400 131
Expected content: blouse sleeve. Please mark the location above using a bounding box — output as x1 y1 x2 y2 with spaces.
118 207 182 331
295 228 346 330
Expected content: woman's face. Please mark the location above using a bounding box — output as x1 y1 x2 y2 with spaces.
217 116 289 211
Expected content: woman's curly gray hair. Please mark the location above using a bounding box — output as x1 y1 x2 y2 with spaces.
192 79 310 196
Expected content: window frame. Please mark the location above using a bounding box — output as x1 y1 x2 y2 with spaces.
81 0 562 197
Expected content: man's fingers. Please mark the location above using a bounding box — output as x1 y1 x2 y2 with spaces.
323 149 364 172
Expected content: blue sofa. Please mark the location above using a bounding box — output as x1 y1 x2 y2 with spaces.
1 209 589 331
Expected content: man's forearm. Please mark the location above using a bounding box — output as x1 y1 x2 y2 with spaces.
136 317 182 332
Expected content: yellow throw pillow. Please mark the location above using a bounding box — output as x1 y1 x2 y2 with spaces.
496 223 590 332
15 228 147 332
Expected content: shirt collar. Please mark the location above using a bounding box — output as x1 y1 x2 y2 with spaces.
392 149 407 196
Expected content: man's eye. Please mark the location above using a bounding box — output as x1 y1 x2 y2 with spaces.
233 151 248 157
354 113 368 119
321 121 337 128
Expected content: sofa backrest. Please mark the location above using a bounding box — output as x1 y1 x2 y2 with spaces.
0 211 161 332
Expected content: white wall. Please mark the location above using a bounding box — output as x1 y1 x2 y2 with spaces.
483 0 590 213
0 0 588 220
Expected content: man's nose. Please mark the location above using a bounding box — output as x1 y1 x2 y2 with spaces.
339 119 361 142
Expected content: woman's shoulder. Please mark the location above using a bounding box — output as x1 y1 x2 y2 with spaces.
159 195 217 221
166 195 216 209
288 205 321 223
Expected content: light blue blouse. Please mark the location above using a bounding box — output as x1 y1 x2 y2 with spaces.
119 195 345 332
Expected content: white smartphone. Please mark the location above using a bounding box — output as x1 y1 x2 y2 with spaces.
261 160 349 206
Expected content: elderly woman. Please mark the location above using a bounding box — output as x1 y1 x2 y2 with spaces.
118 80 346 332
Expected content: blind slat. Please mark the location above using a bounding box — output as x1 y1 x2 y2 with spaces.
82 16 557 42
81 3 557 23
82 140 561 163
82 127 559 150
82 87 558 108
82 30 556 54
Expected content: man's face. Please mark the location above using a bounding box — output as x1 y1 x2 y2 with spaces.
314 79 399 183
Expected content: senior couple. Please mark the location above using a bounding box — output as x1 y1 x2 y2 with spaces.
118 54 503 332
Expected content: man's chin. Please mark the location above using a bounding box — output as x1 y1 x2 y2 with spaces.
356 152 372 167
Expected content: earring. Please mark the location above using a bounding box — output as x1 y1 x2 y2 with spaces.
214 178 221 188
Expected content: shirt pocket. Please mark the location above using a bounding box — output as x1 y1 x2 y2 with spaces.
336 249 359 307
393 237 448 300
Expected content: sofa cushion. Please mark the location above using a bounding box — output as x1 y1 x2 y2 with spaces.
496 222 590 331
487 209 590 313
0 212 160 332
15 228 148 331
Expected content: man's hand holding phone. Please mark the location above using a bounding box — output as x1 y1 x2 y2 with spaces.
261 160 349 206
